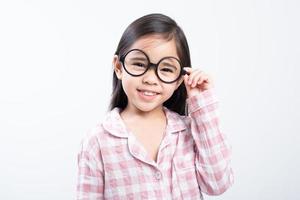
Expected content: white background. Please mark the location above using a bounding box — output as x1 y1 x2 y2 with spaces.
0 0 299 199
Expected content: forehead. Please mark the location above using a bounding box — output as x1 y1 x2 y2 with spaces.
129 34 179 61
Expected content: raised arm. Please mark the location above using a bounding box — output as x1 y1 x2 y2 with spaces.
187 88 234 195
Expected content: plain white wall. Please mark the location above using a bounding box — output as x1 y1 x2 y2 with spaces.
0 0 299 199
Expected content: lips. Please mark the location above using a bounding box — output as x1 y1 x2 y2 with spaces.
137 89 160 97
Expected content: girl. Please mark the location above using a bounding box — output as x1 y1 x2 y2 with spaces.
77 13 234 199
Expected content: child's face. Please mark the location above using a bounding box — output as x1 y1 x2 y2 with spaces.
114 34 183 114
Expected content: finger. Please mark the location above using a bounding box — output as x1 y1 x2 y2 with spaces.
183 74 191 92
199 75 214 90
192 72 205 87
188 70 203 85
183 67 193 74
183 74 188 84
198 74 211 84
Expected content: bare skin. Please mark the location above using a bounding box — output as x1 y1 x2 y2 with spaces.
114 35 214 163
121 109 166 162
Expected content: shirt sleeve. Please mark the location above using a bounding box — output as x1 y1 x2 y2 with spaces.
77 133 104 200
186 88 234 195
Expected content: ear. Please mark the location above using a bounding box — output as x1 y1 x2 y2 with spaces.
113 55 123 80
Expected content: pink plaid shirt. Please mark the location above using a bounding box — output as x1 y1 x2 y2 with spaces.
77 89 234 199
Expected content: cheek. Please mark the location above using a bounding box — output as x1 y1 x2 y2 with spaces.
121 76 137 95
164 85 178 98
121 80 131 96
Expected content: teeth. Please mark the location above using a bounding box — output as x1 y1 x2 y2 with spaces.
142 91 157 96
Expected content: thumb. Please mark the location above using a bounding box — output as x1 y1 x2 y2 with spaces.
183 74 191 93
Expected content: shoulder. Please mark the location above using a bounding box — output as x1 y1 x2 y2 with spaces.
79 109 114 152
79 108 127 153
164 107 191 132
79 122 105 154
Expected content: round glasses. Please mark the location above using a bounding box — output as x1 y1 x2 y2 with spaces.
119 49 186 83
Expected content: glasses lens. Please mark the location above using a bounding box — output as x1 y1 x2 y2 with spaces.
124 50 149 76
158 58 181 82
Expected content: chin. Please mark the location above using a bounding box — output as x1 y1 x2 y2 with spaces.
135 104 163 113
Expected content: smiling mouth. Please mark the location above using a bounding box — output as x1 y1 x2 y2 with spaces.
137 89 160 96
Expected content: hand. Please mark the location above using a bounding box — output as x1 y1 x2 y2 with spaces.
183 67 214 98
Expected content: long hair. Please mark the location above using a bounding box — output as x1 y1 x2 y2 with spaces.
109 13 191 115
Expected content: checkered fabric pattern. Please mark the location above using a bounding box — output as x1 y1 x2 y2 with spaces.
77 88 234 199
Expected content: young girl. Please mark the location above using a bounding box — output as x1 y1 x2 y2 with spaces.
77 13 234 199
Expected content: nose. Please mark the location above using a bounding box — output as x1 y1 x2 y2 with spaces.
142 67 159 85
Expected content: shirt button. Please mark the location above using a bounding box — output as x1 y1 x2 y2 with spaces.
155 171 162 180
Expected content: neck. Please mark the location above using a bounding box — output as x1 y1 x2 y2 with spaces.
121 106 165 122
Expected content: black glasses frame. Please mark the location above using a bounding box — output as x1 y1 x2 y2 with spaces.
119 49 187 84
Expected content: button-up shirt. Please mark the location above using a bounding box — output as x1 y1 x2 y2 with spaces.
77 89 234 199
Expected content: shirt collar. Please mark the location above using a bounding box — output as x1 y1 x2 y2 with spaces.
102 108 130 138
102 107 187 138
163 107 187 134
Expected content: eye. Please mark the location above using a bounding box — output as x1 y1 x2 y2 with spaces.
133 62 147 68
161 67 174 73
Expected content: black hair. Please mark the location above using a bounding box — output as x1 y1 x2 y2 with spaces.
109 13 191 115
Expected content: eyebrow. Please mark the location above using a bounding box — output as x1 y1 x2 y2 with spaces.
160 61 179 70
130 57 148 62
